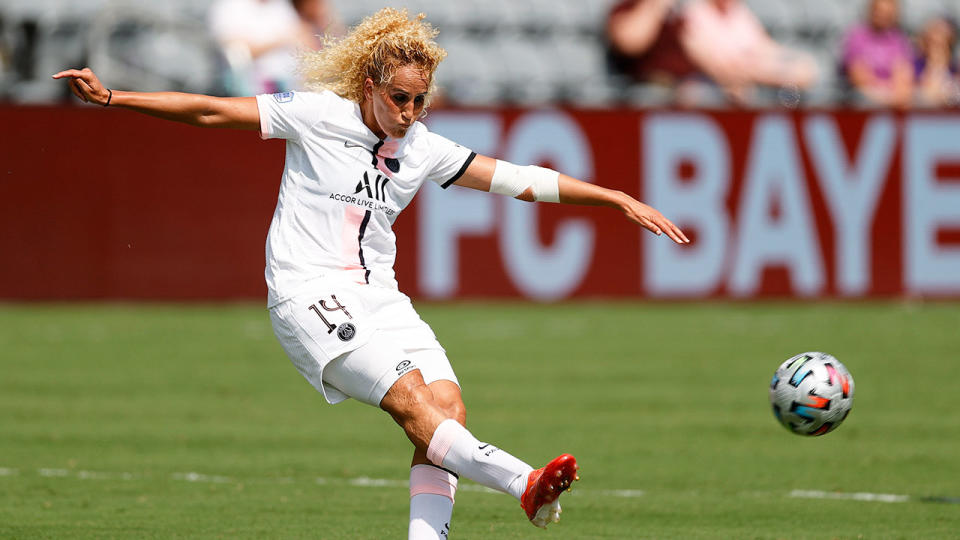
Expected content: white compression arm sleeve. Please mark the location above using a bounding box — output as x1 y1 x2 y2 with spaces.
489 159 560 203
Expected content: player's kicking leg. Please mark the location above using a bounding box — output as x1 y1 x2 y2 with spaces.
381 371 579 531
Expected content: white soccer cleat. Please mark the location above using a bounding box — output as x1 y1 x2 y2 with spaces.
530 498 563 529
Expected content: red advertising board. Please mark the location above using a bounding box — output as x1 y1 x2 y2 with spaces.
2 106 959 300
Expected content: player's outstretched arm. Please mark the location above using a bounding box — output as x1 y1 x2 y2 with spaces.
52 68 259 130
453 154 690 245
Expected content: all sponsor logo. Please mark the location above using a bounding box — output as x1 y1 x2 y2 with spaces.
355 171 391 202
328 171 396 216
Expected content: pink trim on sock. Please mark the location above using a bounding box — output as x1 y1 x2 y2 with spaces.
426 419 461 466
409 464 458 501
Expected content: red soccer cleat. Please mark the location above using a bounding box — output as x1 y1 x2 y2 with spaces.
520 453 580 528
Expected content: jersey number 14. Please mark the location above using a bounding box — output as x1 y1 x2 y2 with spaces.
306 295 352 334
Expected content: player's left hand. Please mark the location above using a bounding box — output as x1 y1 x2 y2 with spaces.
621 198 690 244
52 67 110 106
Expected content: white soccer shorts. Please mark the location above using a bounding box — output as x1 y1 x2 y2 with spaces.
269 278 459 406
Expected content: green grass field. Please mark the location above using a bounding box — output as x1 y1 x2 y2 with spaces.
1 302 958 539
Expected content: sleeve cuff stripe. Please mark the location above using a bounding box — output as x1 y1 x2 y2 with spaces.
441 152 477 189
256 95 272 140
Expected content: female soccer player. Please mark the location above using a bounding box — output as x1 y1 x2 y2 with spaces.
54 8 688 538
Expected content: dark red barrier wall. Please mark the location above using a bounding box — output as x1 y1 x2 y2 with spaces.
3 106 959 300
1 106 284 300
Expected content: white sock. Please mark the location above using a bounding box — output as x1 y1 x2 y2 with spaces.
426 419 534 501
409 464 456 540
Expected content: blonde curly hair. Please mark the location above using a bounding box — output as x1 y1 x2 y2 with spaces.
299 8 446 105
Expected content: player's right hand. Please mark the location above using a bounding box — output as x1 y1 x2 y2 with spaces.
620 197 690 245
52 68 111 106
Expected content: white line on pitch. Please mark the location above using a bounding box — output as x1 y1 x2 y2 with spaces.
789 489 910 503
173 472 233 484
594 489 646 498
38 468 136 481
346 477 405 488
2 465 639 498
8 467 949 505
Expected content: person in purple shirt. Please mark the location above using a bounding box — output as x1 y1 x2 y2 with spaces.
842 0 914 108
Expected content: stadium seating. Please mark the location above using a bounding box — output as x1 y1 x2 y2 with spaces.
84 3 220 95
2 0 960 107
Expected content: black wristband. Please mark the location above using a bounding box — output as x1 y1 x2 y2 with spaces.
104 89 112 107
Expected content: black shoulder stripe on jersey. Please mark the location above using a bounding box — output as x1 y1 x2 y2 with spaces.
371 140 384 168
441 151 477 189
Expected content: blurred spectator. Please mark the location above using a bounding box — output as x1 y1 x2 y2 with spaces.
0 33 10 94
208 0 303 95
841 0 913 108
606 0 697 90
914 16 959 107
290 0 345 51
680 0 818 106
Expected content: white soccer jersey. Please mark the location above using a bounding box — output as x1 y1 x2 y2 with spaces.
256 90 475 307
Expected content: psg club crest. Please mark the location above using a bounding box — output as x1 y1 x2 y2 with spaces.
336 322 356 342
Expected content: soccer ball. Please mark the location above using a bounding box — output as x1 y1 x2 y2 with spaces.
769 352 855 436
